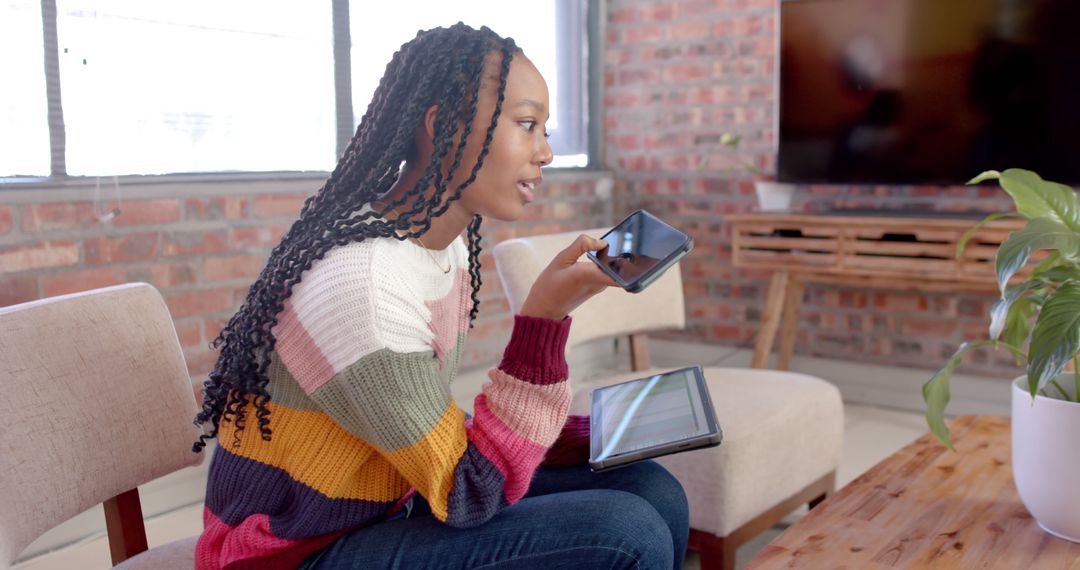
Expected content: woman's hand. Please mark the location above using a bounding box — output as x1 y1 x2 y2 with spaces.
519 234 618 321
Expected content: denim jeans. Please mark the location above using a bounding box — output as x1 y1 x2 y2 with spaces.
298 460 689 569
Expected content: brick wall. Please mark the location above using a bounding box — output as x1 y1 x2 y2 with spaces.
603 0 1022 377
0 172 614 380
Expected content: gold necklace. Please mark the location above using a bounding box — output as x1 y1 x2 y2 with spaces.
374 201 451 274
411 232 452 274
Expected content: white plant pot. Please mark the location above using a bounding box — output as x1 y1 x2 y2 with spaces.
1011 375 1080 542
753 180 795 212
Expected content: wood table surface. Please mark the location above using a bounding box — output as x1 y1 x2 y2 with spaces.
745 415 1080 569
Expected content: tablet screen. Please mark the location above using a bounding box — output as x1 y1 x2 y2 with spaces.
593 368 710 462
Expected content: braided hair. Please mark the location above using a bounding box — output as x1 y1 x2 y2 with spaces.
193 23 519 452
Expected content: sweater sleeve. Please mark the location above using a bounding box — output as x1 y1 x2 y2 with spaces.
272 242 573 528
308 315 572 528
541 415 591 467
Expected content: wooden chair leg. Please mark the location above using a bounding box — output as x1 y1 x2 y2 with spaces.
686 472 836 570
690 529 736 570
808 471 835 510
103 488 149 565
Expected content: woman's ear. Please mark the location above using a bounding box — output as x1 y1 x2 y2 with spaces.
423 105 438 141
411 104 440 160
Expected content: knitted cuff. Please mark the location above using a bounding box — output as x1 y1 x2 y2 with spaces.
542 415 591 467
497 314 572 385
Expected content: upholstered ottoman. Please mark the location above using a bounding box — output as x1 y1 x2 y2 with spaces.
570 367 843 570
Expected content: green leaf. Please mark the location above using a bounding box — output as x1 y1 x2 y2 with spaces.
923 340 1026 449
997 169 1080 230
1002 297 1036 364
923 351 963 450
995 217 1080 294
1026 281 1080 397
989 281 1040 340
956 212 1024 258
967 170 1002 185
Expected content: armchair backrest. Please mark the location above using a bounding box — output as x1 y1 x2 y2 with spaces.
492 229 686 360
0 283 204 568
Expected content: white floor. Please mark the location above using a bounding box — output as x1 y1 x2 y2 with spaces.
11 340 944 570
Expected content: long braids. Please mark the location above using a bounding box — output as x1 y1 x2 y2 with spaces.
193 23 517 452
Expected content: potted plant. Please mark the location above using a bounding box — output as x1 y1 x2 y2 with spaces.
710 133 794 211
923 168 1080 543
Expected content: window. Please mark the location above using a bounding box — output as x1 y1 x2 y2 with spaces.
56 0 335 176
349 1 588 167
1 1 589 179
1 0 50 177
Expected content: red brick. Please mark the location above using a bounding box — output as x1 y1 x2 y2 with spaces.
640 3 676 20
112 199 182 226
230 225 288 249
900 319 959 337
85 233 159 265
204 254 266 282
124 261 199 290
252 193 310 218
735 0 776 9
0 241 80 272
0 206 12 235
165 288 236 319
185 348 220 379
604 90 641 108
162 230 228 257
873 292 928 312
621 25 665 44
0 276 38 307
174 320 203 349
667 21 711 41
20 202 98 232
610 7 640 23
185 197 248 221
42 267 125 297
204 318 230 342
710 324 746 341
733 15 764 35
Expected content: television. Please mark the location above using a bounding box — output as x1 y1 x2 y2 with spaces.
778 0 1080 186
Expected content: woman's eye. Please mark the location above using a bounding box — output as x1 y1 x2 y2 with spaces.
518 120 537 131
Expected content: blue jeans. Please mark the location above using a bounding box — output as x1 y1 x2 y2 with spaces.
299 460 689 569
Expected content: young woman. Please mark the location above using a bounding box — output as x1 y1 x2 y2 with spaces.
193 23 688 570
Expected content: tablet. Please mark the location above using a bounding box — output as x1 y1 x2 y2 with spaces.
589 366 722 471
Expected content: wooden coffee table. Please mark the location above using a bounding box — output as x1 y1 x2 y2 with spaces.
745 415 1080 569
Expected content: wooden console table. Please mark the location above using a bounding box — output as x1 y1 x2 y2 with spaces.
745 415 1080 568
727 213 1026 369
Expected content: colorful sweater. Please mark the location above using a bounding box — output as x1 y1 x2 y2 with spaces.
196 235 586 570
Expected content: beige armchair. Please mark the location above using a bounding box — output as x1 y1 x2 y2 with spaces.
0 283 204 569
493 229 844 570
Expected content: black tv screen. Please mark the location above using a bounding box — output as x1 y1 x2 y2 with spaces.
778 0 1080 185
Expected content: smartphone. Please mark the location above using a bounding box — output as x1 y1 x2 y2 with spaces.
587 209 693 293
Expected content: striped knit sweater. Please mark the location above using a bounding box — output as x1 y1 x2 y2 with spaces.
196 235 588 570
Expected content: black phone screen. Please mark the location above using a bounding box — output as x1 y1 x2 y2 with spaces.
593 211 687 283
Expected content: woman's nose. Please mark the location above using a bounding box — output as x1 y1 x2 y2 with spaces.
535 138 553 166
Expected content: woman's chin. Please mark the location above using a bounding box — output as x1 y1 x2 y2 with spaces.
485 203 526 223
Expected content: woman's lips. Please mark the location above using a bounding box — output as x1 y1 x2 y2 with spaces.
517 180 536 203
